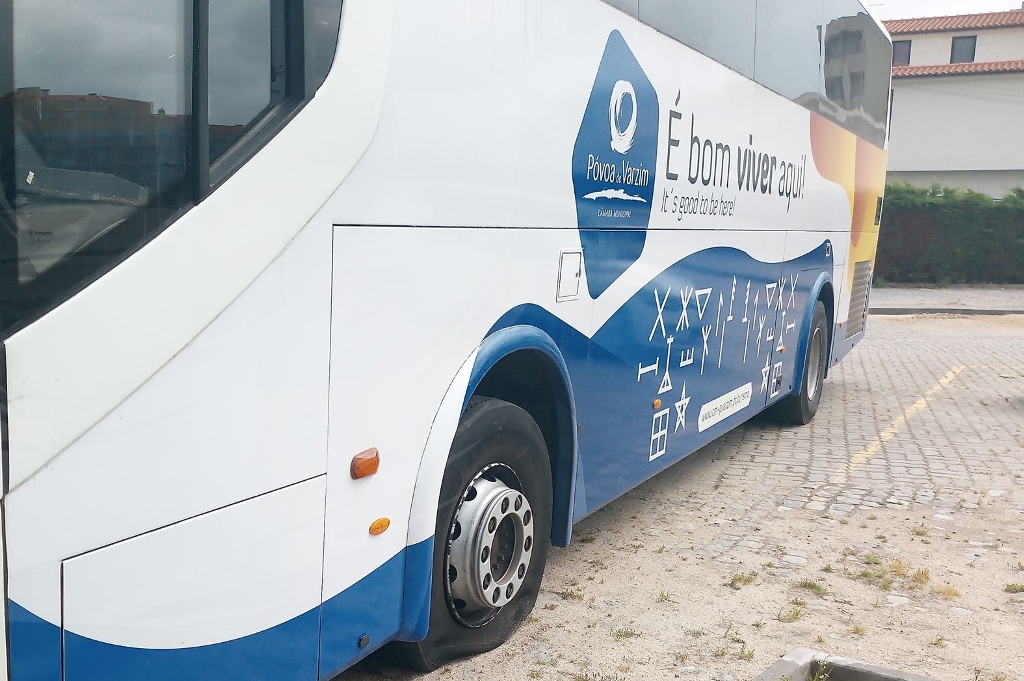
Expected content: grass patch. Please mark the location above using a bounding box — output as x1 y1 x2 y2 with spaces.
558 588 584 601
911 568 931 587
713 646 728 658
864 552 882 565
933 584 963 600
791 596 808 607
821 564 834 574
797 579 828 597
657 590 676 603
930 636 945 647
776 606 805 623
543 603 559 610
579 533 596 544
1004 584 1024 593
912 524 930 537
612 627 641 641
736 643 755 661
687 628 706 638
727 571 759 590
851 624 867 636
889 558 910 577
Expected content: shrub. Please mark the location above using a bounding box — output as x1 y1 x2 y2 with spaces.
875 183 1024 284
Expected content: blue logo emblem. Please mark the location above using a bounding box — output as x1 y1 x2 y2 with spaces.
572 31 659 298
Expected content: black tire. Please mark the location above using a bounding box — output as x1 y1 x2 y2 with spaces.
390 397 552 670
775 300 828 425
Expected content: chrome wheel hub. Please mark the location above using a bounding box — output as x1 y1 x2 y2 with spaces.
446 465 534 626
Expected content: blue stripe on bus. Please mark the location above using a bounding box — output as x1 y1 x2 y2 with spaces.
489 243 832 519
7 539 433 681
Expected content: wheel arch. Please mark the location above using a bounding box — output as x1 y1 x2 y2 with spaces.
396 326 578 641
792 272 835 395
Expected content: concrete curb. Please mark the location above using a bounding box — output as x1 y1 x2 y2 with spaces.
870 308 1024 316
754 647 942 681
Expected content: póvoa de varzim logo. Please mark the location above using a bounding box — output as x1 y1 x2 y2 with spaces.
572 31 659 298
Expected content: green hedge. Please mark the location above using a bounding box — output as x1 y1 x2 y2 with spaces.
875 183 1024 284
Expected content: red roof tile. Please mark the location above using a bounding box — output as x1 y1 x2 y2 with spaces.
892 59 1024 77
884 9 1024 35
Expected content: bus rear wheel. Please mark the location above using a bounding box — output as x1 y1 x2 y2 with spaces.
393 396 552 670
776 300 828 425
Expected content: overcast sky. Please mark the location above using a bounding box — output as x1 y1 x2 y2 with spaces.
868 0 1023 20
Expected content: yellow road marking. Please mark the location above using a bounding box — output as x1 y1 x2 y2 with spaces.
831 366 965 483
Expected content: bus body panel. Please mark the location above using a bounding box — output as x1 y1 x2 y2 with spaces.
4 223 334 680
1 0 395 494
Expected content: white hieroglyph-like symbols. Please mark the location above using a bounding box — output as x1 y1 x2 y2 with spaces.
770 361 784 399
716 291 724 336
761 355 771 393
695 288 712 321
677 286 693 332
659 337 674 395
637 357 659 382
744 288 758 364
756 314 766 357
650 287 670 342
776 276 786 311
727 277 736 322
777 311 786 351
765 281 777 310
674 382 691 433
788 273 799 310
719 287 732 369
741 280 750 325
650 408 670 461
679 346 695 368
701 324 712 375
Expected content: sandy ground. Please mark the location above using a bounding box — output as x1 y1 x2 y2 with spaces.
341 315 1024 681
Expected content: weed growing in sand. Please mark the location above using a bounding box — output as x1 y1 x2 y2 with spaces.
558 588 584 601
932 584 962 600
1004 584 1024 593
611 627 641 641
776 606 805 623
727 571 759 590
797 579 828 597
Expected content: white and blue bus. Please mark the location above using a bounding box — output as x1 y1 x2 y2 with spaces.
0 1 891 678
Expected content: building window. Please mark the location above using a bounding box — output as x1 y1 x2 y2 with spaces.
892 40 911 66
951 36 977 64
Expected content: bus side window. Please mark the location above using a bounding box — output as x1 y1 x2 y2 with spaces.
820 0 892 147
602 0 639 18
208 0 283 164
753 0 824 106
638 0 756 78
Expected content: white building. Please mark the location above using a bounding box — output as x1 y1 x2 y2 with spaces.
884 8 1024 196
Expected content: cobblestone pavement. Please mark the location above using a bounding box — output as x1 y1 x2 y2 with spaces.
342 314 1024 681
870 285 1024 312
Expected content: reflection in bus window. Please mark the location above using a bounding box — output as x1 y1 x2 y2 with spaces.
9 0 191 285
209 0 278 162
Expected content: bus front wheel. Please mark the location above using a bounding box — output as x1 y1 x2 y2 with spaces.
394 396 552 670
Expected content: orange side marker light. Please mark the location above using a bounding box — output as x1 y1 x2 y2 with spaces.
369 518 390 536
351 448 380 479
